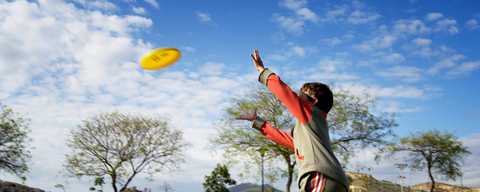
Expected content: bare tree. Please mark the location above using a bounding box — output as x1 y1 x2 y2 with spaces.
64 111 191 192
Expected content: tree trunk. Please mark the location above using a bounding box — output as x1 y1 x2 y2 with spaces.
111 174 118 192
428 164 435 192
286 163 293 192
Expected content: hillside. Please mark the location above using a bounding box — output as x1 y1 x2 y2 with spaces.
346 172 480 192
228 183 284 192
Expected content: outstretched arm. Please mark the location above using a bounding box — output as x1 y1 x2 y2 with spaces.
236 109 294 150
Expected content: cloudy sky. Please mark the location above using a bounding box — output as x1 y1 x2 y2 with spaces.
1 0 479 191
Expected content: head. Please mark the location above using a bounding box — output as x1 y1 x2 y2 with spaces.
300 82 334 114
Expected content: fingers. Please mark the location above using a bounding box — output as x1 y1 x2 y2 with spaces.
235 114 249 120
251 50 260 61
255 49 261 60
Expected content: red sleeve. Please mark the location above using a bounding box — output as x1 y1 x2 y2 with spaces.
266 74 317 125
260 122 294 150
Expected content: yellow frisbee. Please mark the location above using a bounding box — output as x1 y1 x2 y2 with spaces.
140 47 181 70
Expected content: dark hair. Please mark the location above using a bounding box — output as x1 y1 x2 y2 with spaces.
301 82 334 114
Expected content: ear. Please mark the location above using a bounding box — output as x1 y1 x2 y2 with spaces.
311 99 318 106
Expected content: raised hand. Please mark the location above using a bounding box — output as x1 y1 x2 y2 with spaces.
250 49 265 73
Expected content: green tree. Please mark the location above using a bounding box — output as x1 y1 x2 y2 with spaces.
203 163 237 192
208 83 397 192
329 84 398 168
390 129 471 192
63 111 191 192
0 103 32 181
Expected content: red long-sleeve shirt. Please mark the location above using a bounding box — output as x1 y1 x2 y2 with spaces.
255 72 326 150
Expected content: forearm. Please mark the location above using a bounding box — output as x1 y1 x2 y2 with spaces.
252 116 294 150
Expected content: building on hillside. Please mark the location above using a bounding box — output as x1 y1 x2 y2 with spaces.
0 180 45 192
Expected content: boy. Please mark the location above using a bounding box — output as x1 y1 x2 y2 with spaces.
236 50 349 192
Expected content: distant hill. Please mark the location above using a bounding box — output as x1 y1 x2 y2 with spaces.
0 180 45 192
228 183 284 192
411 182 480 192
346 172 480 192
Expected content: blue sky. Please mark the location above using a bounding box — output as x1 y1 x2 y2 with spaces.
0 0 479 191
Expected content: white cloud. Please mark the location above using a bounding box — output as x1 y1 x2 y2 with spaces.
382 53 405 63
411 38 432 47
317 57 351 72
279 0 308 10
144 0 159 9
445 61 480 78
72 0 117 11
290 46 306 57
268 54 288 61
334 83 427 99
347 10 381 24
196 12 217 26
459 133 480 187
0 0 152 92
198 62 226 76
427 54 467 75
402 38 440 58
435 18 459 35
274 0 381 34
368 85 425 98
325 6 348 21
306 72 358 81
0 1 261 190
266 43 317 61
393 19 431 36
335 52 351 58
465 19 479 30
271 14 305 34
448 26 459 35
352 35 398 52
343 33 356 40
273 0 319 34
183 46 196 52
413 47 437 58
131 6 146 14
436 18 457 27
380 101 424 113
271 32 286 43
375 66 425 82
296 7 319 22
321 37 343 47
351 0 366 9
425 13 444 21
